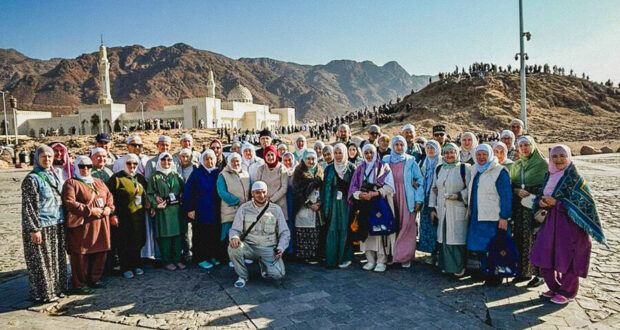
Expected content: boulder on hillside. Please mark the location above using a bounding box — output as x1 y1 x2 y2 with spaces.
600 146 614 154
580 145 602 155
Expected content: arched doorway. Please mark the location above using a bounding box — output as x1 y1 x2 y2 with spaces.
81 120 88 135
103 119 111 133
90 114 100 134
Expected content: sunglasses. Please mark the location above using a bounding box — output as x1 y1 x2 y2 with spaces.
126 162 139 166
370 132 379 135
78 164 93 169
434 133 445 137
162 158 173 162
129 144 143 148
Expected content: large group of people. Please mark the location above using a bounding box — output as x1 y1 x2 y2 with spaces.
21 118 606 306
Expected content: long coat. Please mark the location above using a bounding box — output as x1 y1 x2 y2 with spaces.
429 164 472 245
147 171 184 238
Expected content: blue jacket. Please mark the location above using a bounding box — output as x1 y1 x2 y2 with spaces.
382 154 425 212
27 172 64 228
183 167 220 224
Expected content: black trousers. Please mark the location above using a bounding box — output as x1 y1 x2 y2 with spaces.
192 222 225 263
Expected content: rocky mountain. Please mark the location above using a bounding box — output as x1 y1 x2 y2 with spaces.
378 72 620 142
0 44 432 119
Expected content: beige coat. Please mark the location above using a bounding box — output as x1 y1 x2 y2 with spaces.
255 163 289 220
429 163 472 245
219 167 251 223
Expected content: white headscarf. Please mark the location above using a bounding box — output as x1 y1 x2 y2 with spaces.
200 149 217 172
474 144 496 173
282 152 297 176
155 152 174 175
226 152 243 173
333 143 348 179
74 156 95 184
294 135 307 158
460 132 479 162
124 153 140 177
241 143 257 166
90 147 107 157
362 143 378 174
500 130 516 148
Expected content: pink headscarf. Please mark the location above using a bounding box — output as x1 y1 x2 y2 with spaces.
49 141 72 179
543 144 572 196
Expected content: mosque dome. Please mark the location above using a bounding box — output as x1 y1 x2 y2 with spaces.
228 84 253 103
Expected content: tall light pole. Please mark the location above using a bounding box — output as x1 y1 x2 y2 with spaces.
0 91 7 145
516 0 531 133
139 102 145 123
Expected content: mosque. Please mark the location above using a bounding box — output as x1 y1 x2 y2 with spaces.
8 42 296 136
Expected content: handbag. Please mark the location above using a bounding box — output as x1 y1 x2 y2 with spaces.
368 197 395 236
483 230 520 278
534 209 548 223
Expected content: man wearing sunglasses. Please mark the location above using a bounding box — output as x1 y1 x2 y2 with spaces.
112 136 149 174
432 124 447 149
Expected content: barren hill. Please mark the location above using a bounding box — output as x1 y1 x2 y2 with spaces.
375 72 620 142
0 44 431 119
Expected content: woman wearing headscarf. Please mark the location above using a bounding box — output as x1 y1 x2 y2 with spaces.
347 142 363 166
348 144 395 272
241 142 264 183
419 140 443 262
147 152 185 271
184 150 224 269
466 144 512 286
320 145 334 169
277 143 288 159
314 141 325 162
255 145 288 221
63 156 115 293
210 139 227 171
530 145 607 304
493 142 514 171
459 132 478 165
21 145 68 302
500 130 518 161
509 135 548 287
49 141 72 182
216 152 251 267
292 149 324 263
106 154 147 279
293 135 307 161
429 142 472 276
282 152 297 253
322 143 357 268
382 136 424 268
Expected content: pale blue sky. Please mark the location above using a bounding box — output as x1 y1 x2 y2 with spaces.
1 0 618 82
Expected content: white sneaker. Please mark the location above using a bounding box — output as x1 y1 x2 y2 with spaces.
362 262 376 271
374 263 387 272
234 277 246 288
338 261 352 269
401 262 411 268
244 259 253 264
228 261 235 268
134 268 144 276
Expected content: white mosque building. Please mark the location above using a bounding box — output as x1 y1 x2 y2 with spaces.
8 43 295 136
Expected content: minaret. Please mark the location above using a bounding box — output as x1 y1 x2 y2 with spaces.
98 37 113 105
207 70 216 98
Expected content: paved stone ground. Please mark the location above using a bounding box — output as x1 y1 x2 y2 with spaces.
0 154 618 329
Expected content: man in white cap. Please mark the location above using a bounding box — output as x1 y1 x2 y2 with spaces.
112 136 149 174
144 135 175 181
173 133 201 168
90 148 114 182
228 181 290 288
402 124 424 163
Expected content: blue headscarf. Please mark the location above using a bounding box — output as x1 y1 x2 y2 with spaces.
389 135 407 163
303 149 318 175
474 144 496 173
423 140 441 194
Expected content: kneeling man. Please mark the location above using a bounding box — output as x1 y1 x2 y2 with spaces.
228 181 290 288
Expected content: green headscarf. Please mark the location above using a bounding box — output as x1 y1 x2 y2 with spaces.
509 135 548 187
441 142 461 169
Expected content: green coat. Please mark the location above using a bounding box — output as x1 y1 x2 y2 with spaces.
147 171 185 238
106 171 147 250
322 162 356 231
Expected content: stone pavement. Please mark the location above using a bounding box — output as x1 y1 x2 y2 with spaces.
0 154 618 329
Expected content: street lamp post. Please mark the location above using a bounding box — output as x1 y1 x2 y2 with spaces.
0 91 7 145
516 0 531 133
140 102 145 123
